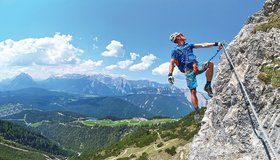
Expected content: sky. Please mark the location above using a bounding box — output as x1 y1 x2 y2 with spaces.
0 0 265 91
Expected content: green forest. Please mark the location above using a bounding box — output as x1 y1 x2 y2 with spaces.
0 120 73 157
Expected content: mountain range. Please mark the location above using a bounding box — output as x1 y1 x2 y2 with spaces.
0 73 187 96
0 73 208 118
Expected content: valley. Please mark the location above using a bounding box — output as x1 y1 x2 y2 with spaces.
0 73 207 160
0 107 205 160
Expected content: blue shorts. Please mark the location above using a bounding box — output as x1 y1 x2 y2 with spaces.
185 62 208 90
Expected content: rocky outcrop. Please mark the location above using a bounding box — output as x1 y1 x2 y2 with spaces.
188 0 280 160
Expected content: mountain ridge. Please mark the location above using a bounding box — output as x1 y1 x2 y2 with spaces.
0 73 207 98
0 87 155 119
0 73 208 118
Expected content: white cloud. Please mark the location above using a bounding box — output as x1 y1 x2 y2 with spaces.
105 60 133 70
0 59 104 80
118 60 133 69
130 52 139 60
82 60 103 67
129 54 157 71
57 60 103 75
152 62 180 76
101 40 124 57
152 62 169 76
106 64 118 70
105 51 140 71
0 33 83 66
0 34 106 80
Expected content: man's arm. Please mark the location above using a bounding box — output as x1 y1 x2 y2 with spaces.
194 42 218 48
168 58 178 85
169 58 178 75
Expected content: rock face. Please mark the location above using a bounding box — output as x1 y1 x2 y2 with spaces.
188 0 280 160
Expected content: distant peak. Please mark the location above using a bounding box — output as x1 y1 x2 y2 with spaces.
14 73 33 80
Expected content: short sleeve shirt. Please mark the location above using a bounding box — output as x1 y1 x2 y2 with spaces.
171 43 197 73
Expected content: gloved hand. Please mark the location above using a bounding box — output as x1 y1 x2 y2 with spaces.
168 73 174 85
216 41 224 50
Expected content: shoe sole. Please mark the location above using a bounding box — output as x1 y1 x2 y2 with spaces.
204 88 213 97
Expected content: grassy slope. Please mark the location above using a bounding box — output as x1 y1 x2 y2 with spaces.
106 138 184 160
4 111 135 153
253 11 280 88
80 118 178 127
74 108 206 160
253 11 280 33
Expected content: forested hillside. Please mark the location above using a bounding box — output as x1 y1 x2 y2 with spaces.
73 108 206 160
0 120 73 157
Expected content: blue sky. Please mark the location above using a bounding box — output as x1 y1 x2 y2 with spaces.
0 0 265 91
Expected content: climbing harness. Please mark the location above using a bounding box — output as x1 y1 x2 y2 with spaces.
192 63 199 74
222 43 279 160
184 63 199 75
183 47 220 76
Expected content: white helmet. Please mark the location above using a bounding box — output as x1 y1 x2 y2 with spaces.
170 32 181 43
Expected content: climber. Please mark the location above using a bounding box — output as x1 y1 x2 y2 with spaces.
168 32 222 120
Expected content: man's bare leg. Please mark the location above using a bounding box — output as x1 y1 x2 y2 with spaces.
204 62 214 97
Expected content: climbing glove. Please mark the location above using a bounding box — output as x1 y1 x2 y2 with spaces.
215 41 224 50
168 73 174 85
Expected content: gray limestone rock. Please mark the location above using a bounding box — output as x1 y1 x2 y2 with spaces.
188 0 280 160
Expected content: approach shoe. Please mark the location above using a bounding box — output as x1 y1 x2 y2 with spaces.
194 113 201 121
204 85 213 97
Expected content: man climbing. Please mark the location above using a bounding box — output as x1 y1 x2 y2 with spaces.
168 32 222 120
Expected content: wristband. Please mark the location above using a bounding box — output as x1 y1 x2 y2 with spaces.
214 42 218 46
